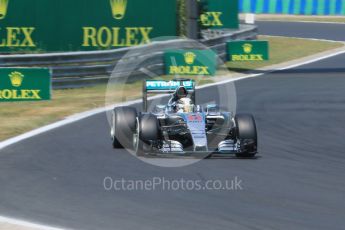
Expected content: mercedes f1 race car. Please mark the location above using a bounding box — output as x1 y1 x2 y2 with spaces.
111 79 257 158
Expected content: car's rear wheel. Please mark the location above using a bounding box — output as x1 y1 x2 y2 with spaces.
111 107 137 149
135 114 160 156
235 114 257 158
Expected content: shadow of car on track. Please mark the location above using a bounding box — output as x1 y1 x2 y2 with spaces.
207 155 262 160
230 67 345 74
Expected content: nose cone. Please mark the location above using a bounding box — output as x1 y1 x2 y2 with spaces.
185 113 208 152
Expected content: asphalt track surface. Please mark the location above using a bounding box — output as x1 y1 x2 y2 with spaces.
1 22 345 230
257 21 345 41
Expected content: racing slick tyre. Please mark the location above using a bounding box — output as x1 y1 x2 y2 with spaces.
235 114 257 158
111 107 137 149
135 114 160 157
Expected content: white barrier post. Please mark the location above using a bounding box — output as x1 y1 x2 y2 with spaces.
245 13 256 24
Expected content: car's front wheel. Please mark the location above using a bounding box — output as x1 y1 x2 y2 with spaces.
235 114 257 158
111 107 137 149
134 114 160 156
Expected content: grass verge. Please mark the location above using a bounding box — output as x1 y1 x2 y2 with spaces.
0 36 343 141
227 35 344 72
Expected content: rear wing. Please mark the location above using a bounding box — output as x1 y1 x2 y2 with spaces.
143 79 196 112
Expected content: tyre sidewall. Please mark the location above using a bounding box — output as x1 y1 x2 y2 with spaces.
136 114 160 156
235 114 257 157
113 107 137 149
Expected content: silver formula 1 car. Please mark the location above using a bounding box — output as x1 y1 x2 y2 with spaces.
111 79 257 158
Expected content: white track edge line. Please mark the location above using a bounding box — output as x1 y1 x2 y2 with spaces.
262 34 345 43
0 216 69 230
1 48 345 151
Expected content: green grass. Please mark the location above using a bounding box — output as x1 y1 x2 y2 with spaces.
227 35 344 72
0 36 343 141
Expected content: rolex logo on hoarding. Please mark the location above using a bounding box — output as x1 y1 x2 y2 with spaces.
0 0 9 20
110 0 127 20
243 43 253 54
9 71 24 87
184 52 196 65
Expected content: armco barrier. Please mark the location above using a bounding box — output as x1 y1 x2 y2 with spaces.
240 0 345 15
0 25 257 89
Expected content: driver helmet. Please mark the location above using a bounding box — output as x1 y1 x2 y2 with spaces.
175 86 188 99
176 97 194 113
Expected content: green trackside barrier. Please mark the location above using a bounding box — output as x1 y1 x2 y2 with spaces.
0 0 177 53
201 0 239 29
0 68 51 101
164 49 217 76
227 40 269 61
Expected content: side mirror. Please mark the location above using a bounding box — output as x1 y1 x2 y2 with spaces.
206 104 220 115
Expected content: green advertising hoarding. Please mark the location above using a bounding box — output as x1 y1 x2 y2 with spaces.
201 0 239 29
0 68 51 101
0 0 177 52
227 40 269 61
164 49 217 76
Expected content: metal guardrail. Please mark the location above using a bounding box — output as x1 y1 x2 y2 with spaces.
0 24 257 88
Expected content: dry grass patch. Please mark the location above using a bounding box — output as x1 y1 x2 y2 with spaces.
227 35 344 72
